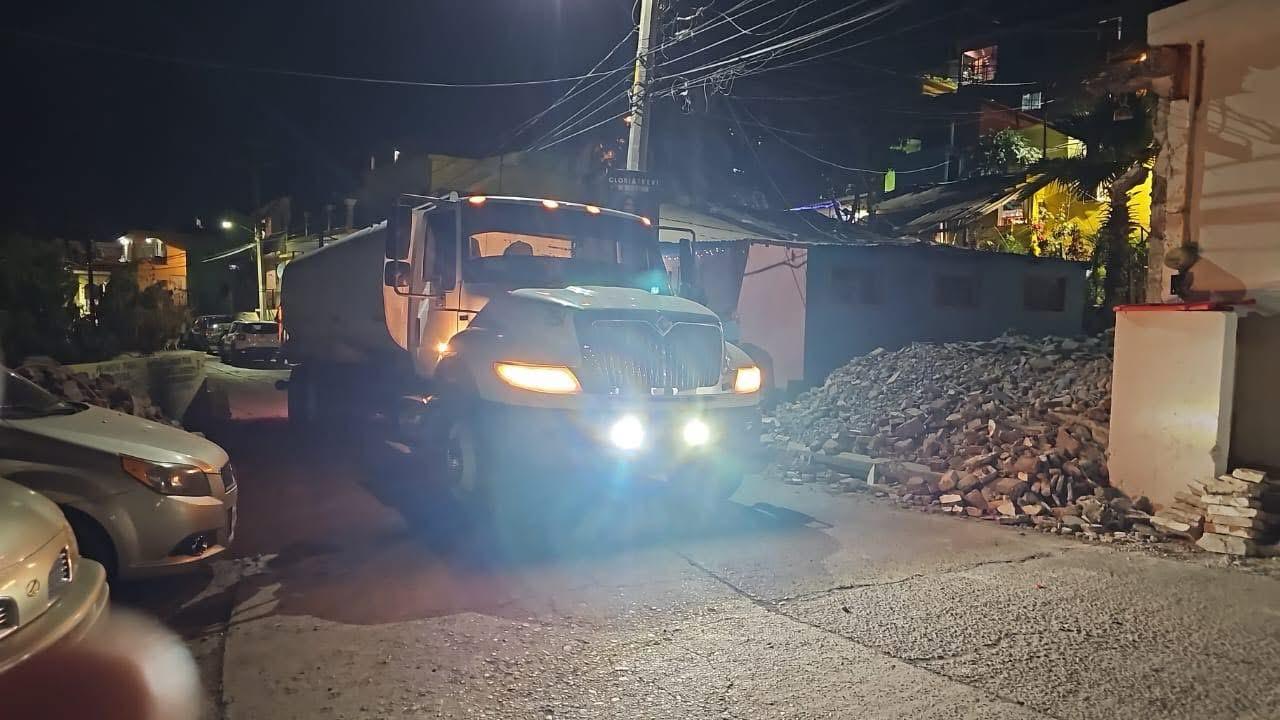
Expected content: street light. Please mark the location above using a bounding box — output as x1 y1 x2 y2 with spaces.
221 218 267 319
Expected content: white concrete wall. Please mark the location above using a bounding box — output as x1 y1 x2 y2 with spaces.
1109 311 1237 508
1150 0 1280 311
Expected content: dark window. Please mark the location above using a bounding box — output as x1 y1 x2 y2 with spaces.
830 267 882 305
933 274 978 308
1023 275 1067 312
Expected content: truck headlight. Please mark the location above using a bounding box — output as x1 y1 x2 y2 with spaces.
494 362 581 394
682 418 711 447
733 366 762 394
609 415 645 450
122 455 213 496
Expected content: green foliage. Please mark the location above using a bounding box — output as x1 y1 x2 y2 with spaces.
973 129 1043 176
97 265 186 355
0 235 77 364
1030 208 1092 260
1029 93 1157 310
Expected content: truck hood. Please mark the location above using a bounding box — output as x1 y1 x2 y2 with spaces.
4 405 230 470
510 286 718 320
0 477 65 573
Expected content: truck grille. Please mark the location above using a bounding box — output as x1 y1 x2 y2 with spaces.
576 318 723 393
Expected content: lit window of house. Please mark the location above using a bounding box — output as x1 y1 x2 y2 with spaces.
961 45 997 84
1021 91 1043 110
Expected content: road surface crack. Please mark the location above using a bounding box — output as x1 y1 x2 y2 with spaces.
784 550 1064 603
673 550 1064 720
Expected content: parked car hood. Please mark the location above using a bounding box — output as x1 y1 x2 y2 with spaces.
4 405 230 470
511 286 719 320
0 477 65 573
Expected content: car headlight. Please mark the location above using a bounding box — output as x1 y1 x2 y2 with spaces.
733 365 762 394
493 362 581 394
122 455 213 496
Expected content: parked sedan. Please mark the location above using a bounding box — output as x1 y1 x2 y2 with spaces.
0 367 238 579
219 321 281 364
0 476 108 673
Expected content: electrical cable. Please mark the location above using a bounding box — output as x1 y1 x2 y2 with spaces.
4 28 630 89
738 102 948 175
502 28 638 148
654 0 902 99
533 108 632 152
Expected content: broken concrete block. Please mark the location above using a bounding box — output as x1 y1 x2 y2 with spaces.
1196 532 1257 556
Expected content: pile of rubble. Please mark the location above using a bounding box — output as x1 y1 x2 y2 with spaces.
14 359 179 426
770 333 1166 539
1152 468 1280 556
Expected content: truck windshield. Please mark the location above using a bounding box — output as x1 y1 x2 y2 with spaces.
461 202 669 293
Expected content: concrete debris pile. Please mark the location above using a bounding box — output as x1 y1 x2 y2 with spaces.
771 333 1147 534
14 359 180 427
1152 468 1280 556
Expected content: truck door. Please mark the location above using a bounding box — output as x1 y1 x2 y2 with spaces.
408 205 463 377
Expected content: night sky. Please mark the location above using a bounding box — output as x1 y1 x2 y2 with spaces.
2 0 1162 238
3 1 639 236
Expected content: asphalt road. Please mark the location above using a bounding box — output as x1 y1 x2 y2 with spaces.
120 361 1280 720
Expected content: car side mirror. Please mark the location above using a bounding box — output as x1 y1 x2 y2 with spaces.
384 260 411 290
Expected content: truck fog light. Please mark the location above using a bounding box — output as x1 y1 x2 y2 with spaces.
682 418 711 447
609 415 645 451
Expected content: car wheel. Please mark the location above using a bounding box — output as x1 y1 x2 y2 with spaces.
62 506 118 581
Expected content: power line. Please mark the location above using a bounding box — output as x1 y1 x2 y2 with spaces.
654 0 903 100
501 28 638 149
5 28 633 89
534 109 632 152
526 79 631 151
738 103 948 176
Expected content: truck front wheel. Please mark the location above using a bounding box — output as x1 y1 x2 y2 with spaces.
440 416 497 519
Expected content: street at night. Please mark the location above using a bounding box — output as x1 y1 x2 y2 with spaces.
113 363 1280 720
5 1 1280 718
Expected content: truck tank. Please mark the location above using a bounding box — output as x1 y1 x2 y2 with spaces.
279 222 405 365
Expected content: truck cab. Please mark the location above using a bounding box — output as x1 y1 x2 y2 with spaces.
283 194 762 516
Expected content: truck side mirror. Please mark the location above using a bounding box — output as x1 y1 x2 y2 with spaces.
678 238 699 299
383 260 411 290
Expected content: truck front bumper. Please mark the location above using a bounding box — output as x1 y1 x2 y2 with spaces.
476 397 762 489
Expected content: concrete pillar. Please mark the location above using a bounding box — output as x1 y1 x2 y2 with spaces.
1108 309 1237 508
344 198 358 230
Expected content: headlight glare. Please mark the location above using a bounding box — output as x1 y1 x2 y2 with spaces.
609 415 645 451
493 362 581 394
733 365 762 394
121 455 213 496
682 418 711 447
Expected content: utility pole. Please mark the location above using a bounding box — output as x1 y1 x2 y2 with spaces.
254 222 267 319
625 0 659 172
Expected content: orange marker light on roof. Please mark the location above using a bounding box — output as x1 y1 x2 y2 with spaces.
640 216 652 227
468 196 487 205
541 199 560 209
585 205 601 214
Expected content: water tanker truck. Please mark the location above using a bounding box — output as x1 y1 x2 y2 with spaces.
280 194 762 518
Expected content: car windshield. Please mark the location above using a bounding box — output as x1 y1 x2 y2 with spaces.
0 367 85 419
242 322 276 334
461 202 669 293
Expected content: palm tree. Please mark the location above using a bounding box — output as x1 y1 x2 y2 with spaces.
1030 93 1157 311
